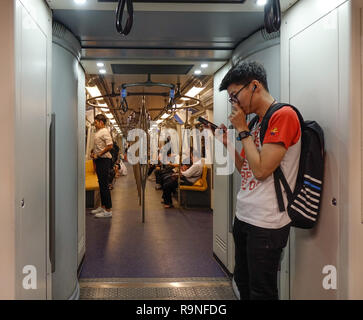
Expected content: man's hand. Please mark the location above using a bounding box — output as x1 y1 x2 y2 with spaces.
229 104 248 132
215 124 228 146
202 123 229 146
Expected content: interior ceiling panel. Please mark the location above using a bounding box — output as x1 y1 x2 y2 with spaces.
111 64 193 74
53 10 264 51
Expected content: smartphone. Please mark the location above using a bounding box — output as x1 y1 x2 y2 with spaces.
198 116 219 131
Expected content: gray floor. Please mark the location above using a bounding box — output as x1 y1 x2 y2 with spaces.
80 163 226 279
80 164 237 299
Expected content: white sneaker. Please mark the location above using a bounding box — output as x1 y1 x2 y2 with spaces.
91 207 104 214
95 211 112 218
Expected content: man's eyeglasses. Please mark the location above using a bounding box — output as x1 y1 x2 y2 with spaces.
228 83 250 104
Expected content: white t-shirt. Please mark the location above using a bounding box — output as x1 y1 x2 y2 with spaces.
236 107 301 229
94 128 113 159
182 159 203 183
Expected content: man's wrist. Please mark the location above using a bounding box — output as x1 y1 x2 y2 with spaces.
236 126 249 132
237 130 252 141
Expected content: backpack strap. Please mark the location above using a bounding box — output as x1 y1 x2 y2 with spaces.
248 114 260 131
259 103 295 144
273 167 293 212
259 103 303 212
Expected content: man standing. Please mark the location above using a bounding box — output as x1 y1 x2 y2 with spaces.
218 61 301 300
91 114 114 218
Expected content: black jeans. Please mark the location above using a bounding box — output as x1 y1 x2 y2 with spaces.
162 176 194 205
232 217 290 300
162 178 178 205
95 158 113 210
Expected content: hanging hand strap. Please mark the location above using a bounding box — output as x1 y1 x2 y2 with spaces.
116 0 134 36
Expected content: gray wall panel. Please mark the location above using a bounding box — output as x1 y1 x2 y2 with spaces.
77 65 86 267
15 3 48 299
213 63 231 268
52 42 79 300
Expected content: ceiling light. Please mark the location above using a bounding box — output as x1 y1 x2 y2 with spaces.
175 103 184 108
156 120 163 124
256 0 267 5
110 119 116 124
201 63 208 68
105 113 113 119
194 70 202 75
101 108 109 112
74 0 87 4
99 69 106 74
86 86 102 98
97 62 104 67
185 86 205 98
161 113 170 119
181 97 190 101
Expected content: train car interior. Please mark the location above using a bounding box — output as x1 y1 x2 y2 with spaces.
2 0 363 301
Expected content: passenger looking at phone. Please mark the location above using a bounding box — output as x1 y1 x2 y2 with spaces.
211 60 301 300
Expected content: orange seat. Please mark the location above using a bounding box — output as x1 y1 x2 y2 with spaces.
180 165 208 192
85 160 99 191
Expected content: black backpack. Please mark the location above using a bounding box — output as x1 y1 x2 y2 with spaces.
248 103 325 229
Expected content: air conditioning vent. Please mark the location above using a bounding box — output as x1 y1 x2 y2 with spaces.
111 64 193 75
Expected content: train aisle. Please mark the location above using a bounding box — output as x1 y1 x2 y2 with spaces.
79 163 235 300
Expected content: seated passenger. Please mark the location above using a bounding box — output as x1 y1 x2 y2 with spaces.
108 142 119 190
155 164 174 190
153 149 174 189
162 154 203 208
114 159 121 178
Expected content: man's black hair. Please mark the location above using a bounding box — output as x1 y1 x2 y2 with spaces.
219 60 269 92
94 113 107 124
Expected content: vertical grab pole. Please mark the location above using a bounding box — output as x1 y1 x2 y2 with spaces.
139 96 148 223
142 185 145 223
177 124 182 208
49 113 56 273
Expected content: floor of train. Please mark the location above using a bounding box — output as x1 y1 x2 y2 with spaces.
79 163 236 300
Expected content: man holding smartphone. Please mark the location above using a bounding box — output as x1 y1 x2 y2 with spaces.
216 60 301 300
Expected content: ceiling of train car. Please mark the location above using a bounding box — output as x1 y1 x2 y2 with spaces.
47 0 298 132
